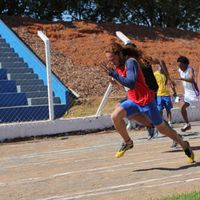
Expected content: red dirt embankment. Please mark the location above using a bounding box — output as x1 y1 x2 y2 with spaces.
2 16 200 98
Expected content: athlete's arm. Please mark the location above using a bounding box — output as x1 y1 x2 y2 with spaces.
151 58 175 85
108 59 138 89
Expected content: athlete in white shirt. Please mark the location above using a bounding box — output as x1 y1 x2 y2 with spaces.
177 56 199 131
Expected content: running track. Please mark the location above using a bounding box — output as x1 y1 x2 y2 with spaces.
0 122 200 200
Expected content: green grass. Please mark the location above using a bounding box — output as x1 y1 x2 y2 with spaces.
156 191 200 200
64 97 120 118
64 96 180 118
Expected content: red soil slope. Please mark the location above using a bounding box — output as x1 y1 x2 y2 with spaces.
1 16 200 98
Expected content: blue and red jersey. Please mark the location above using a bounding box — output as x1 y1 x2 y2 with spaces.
109 58 154 106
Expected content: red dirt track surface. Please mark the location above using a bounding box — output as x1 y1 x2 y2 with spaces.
0 122 200 200
1 16 200 98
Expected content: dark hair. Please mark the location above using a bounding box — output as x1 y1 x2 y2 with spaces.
122 46 142 60
177 56 189 65
104 42 123 55
105 42 142 60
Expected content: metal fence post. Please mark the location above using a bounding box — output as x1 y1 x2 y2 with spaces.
37 31 54 120
96 83 112 117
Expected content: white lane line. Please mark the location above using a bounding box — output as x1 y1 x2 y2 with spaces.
0 132 198 162
38 188 131 200
0 143 119 161
0 134 190 165
0 142 171 170
38 173 200 200
0 156 184 187
144 177 200 188
100 161 177 174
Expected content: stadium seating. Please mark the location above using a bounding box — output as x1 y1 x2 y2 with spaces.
0 32 74 123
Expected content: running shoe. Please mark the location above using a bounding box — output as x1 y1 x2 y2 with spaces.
184 141 195 163
170 134 182 149
181 124 191 132
168 121 173 128
115 140 134 158
126 120 132 130
147 126 158 140
170 140 178 148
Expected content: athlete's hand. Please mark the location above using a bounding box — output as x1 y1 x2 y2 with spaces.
100 62 113 73
100 61 109 73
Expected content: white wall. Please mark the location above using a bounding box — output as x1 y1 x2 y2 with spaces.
0 106 200 142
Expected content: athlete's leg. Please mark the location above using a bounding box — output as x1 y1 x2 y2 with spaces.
164 96 173 124
180 101 191 131
112 100 140 158
128 114 152 127
146 100 194 162
111 106 131 143
129 113 157 139
166 110 172 123
156 122 194 163
181 101 190 124
156 122 186 148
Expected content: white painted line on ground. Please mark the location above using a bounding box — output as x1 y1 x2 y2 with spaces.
0 135 198 171
1 132 197 162
0 130 194 161
41 188 131 200
0 140 170 169
100 161 177 174
0 154 195 187
38 173 200 200
144 177 200 188
0 143 119 161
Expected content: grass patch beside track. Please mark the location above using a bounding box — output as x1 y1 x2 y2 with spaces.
65 96 180 118
65 97 120 117
156 191 200 200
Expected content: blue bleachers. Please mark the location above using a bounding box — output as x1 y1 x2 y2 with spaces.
0 80 17 93
0 20 77 123
0 104 67 123
0 69 7 79
0 93 28 107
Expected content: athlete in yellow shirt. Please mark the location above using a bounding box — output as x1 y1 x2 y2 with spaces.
154 65 176 128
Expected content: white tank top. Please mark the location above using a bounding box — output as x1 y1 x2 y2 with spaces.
178 66 196 96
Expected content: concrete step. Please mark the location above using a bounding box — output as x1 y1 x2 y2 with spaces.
0 52 18 57
0 42 9 47
7 73 38 80
0 57 23 62
16 79 44 86
5 67 33 73
28 97 61 105
0 47 14 53
0 43 10 48
0 62 28 68
0 38 6 43
17 84 47 92
25 91 49 98
0 54 19 59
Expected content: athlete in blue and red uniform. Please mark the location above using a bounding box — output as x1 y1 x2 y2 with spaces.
101 42 194 163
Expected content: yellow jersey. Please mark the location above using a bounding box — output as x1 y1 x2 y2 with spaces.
154 71 170 96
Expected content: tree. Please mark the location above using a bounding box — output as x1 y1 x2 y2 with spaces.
0 0 199 30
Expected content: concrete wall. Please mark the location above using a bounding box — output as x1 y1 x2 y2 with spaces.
0 105 200 142
0 115 112 142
